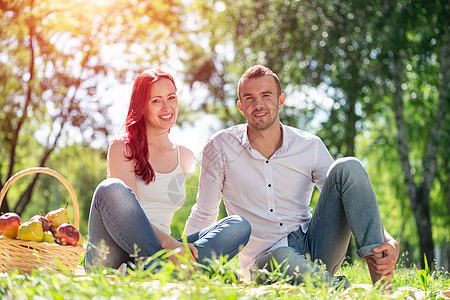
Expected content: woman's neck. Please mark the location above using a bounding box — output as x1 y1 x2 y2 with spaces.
146 128 173 151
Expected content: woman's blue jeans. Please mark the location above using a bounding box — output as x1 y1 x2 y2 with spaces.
84 178 251 271
251 157 385 285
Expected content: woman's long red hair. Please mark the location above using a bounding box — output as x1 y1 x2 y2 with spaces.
118 68 176 184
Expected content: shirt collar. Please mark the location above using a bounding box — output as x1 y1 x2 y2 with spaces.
239 122 290 153
241 125 251 150
279 123 289 152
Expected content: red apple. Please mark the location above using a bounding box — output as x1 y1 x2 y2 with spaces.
53 223 79 246
29 212 52 232
0 212 22 239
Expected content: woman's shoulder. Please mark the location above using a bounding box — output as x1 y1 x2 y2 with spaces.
109 138 124 151
179 144 193 156
178 145 195 174
108 139 131 158
106 138 136 180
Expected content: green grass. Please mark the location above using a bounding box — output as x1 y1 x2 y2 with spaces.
1 252 449 300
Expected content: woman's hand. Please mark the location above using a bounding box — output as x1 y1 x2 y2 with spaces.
161 237 198 265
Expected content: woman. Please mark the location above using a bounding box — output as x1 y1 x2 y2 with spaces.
84 68 251 272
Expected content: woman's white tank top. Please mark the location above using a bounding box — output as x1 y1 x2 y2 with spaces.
135 146 186 235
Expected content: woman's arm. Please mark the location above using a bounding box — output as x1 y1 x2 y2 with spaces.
151 223 198 264
107 140 140 198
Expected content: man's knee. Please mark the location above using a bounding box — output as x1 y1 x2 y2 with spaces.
225 215 252 243
327 157 368 180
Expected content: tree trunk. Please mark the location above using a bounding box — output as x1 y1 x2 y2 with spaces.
436 14 450 233
390 41 448 267
391 56 432 266
411 187 434 268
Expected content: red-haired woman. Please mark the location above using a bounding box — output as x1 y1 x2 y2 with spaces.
84 68 251 273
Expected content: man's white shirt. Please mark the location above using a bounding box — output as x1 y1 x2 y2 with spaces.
184 123 334 279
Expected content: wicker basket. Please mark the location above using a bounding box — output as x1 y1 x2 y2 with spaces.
0 167 85 274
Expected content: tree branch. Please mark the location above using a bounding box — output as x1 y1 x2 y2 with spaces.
14 65 85 214
1 3 35 213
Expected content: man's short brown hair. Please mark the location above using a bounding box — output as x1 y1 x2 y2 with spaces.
237 65 282 99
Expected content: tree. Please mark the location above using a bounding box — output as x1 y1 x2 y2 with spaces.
0 0 188 214
182 0 449 267
365 0 449 267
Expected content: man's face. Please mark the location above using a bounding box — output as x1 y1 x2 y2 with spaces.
238 75 285 131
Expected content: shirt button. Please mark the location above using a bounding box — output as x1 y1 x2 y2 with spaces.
280 223 283 226
270 209 273 212
266 160 269 163
268 184 271 187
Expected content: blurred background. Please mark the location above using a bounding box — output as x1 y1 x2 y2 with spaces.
0 0 448 272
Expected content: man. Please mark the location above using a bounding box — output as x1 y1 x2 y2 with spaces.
184 65 399 287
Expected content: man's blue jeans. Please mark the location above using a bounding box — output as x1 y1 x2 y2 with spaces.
84 178 251 271
251 157 385 285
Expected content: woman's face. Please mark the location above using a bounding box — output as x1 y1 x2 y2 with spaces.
144 78 178 132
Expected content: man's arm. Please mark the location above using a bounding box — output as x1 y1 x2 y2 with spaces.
311 138 334 191
184 138 224 235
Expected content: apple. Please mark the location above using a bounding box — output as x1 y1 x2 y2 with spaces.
45 204 69 231
0 212 22 239
54 223 79 246
29 212 52 232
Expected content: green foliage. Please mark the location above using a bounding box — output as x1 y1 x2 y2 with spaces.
1 0 449 279
0 0 189 213
0 257 449 299
252 256 292 286
182 0 449 269
415 254 431 292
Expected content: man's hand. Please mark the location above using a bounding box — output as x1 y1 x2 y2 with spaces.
371 237 399 279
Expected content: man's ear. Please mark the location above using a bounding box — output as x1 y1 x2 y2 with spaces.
278 94 285 109
237 100 244 114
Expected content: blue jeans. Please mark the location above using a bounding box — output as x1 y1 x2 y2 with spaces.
251 157 385 286
84 178 251 271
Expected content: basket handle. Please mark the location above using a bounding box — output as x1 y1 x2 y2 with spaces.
0 167 80 230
